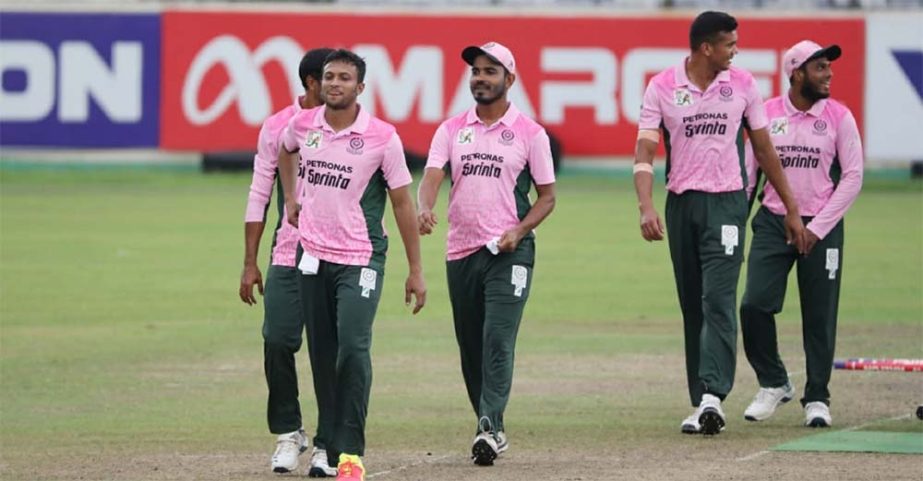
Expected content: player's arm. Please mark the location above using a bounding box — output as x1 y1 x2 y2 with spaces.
417 168 445 235
240 123 276 305
803 111 864 252
498 182 556 253
634 129 664 241
384 133 426 314
278 117 302 228
418 123 451 236
749 127 806 253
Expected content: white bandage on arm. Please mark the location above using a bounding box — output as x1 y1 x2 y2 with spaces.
633 163 654 175
637 129 660 143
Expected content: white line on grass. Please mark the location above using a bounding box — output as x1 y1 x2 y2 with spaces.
367 454 454 479
735 412 912 462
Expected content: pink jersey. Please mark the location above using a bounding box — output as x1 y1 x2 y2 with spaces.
639 61 769 194
426 103 556 261
745 95 864 240
244 97 302 267
281 105 412 268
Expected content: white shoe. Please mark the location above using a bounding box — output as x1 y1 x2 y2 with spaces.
804 402 832 427
495 431 509 455
307 446 337 477
744 384 795 422
698 394 726 435
681 410 702 434
271 429 308 473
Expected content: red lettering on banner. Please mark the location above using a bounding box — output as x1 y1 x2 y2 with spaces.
160 12 864 156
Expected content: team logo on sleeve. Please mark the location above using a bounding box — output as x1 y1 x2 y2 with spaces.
674 88 693 107
305 131 323 149
499 129 515 146
458 128 475 144
347 136 364 155
813 119 828 135
770 117 789 136
719 86 733 102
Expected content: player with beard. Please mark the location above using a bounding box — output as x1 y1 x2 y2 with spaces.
417 42 556 466
632 11 806 436
739 40 863 428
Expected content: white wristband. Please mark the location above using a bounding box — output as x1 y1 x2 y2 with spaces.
633 163 654 175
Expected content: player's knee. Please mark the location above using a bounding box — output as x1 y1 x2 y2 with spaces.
264 337 302 354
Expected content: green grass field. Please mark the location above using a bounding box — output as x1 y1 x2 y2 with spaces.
1 168 921 480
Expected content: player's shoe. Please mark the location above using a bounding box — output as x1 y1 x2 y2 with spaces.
680 410 702 434
804 402 832 428
336 454 365 481
744 383 795 421
495 431 509 455
271 428 309 473
471 417 499 466
308 447 337 477
698 394 726 435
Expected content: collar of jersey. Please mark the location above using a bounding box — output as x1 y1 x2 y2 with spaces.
674 59 731 93
465 102 520 128
313 104 371 135
783 94 828 118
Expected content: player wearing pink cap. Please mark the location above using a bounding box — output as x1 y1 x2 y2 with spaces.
417 41 556 465
633 11 806 436
277 49 427 480
238 47 340 476
740 40 863 429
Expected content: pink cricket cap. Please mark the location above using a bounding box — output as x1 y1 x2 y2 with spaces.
782 40 842 78
462 42 516 75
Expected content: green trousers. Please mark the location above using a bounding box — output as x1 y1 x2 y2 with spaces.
446 239 535 433
665 190 748 406
740 207 844 406
262 265 312 436
299 256 383 458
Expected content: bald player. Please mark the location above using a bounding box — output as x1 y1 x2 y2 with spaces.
278 48 426 481
418 41 556 466
740 40 863 429
239 47 339 476
632 11 806 436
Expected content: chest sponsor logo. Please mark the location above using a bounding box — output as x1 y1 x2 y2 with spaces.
812 119 828 135
682 112 728 138
674 88 693 107
458 127 475 144
299 159 354 190
499 129 515 146
770 117 788 136
305 131 323 149
718 85 733 102
348 136 364 155
460 152 504 178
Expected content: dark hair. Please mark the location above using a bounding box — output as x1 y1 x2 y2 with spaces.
689 11 738 51
323 49 367 83
298 48 335 89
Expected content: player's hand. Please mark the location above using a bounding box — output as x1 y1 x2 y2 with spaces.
783 211 807 254
239 263 264 305
498 228 525 253
404 271 427 315
803 228 819 255
418 209 438 235
639 206 665 241
285 200 301 228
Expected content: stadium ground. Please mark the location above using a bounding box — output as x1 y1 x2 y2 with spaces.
1 168 920 480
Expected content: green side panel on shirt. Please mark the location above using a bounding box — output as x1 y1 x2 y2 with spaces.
513 166 536 241
359 169 388 271
268 169 283 265
830 153 842 188
662 121 672 185
737 120 749 190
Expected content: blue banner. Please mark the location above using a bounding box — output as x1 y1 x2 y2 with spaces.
0 13 160 147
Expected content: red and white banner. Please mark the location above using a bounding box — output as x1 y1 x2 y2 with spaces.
161 12 864 156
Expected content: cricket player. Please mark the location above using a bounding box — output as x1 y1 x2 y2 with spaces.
277 49 426 481
740 40 863 428
239 47 339 476
417 42 556 466
632 11 806 435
